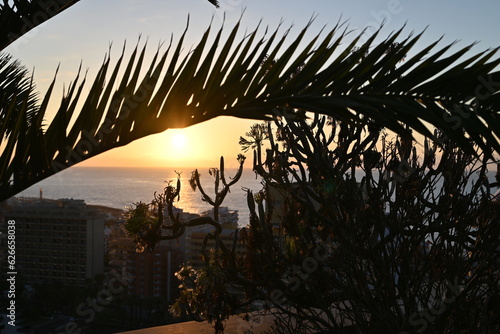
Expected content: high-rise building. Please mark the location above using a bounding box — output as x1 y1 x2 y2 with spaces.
105 206 241 299
106 221 135 281
106 221 184 301
0 197 105 286
128 244 183 301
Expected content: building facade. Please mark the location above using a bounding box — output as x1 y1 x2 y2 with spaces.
0 197 105 286
106 222 184 301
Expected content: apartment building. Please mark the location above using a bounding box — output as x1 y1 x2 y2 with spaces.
106 222 183 301
0 197 105 286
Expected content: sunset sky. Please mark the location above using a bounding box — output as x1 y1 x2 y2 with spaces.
4 0 500 168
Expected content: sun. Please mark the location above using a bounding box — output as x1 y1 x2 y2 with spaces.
171 132 187 150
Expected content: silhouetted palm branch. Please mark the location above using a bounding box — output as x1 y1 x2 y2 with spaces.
0 52 38 133
1 19 500 201
0 0 220 49
0 0 80 50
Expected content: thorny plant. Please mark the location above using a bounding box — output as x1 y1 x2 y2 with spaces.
124 154 246 333
250 112 499 334
125 111 499 333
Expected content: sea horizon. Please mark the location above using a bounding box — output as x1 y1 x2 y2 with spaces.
14 164 500 224
16 166 263 225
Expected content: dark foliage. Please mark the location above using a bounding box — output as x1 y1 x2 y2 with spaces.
149 113 499 333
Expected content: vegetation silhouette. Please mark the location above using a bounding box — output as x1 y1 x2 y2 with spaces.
2 3 500 332
2 4 500 201
126 115 499 333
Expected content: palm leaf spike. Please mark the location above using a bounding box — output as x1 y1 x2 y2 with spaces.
0 53 39 134
0 0 81 50
0 0 221 51
207 0 220 8
2 19 500 201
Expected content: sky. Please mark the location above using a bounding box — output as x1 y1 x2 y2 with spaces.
4 0 500 168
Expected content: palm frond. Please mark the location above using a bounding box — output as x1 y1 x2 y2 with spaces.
0 0 81 50
0 0 220 50
0 52 39 135
1 19 500 201
207 0 220 8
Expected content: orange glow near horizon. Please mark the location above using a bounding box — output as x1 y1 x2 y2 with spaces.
78 117 258 169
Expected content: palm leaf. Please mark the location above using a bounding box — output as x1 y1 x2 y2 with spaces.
0 0 220 50
0 53 38 134
0 0 81 50
2 19 500 201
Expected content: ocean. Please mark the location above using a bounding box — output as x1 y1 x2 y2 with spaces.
14 166 500 226
16 167 263 225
